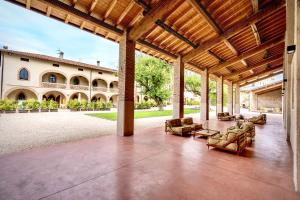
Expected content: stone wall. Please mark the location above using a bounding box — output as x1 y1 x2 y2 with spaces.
257 89 282 112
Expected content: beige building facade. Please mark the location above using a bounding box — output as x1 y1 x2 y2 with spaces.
0 49 119 107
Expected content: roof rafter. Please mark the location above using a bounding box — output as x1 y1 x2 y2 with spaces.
240 71 283 87
88 0 98 14
104 0 117 19
117 0 135 24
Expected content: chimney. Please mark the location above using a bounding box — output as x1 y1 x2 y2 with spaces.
97 60 100 67
3 46 8 49
58 51 64 59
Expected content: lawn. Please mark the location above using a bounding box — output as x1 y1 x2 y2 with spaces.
87 108 200 121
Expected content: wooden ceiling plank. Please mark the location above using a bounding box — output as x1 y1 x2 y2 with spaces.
26 0 31 9
240 71 283 87
89 0 98 14
182 2 285 63
117 0 135 24
128 10 143 27
46 6 52 16
208 37 284 74
104 0 117 19
64 14 70 23
224 54 282 79
72 0 78 7
129 0 181 41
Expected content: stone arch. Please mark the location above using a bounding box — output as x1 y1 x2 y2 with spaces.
5 87 38 101
70 92 88 101
92 78 108 88
91 93 107 102
109 94 118 107
40 70 68 84
69 74 90 86
42 91 67 106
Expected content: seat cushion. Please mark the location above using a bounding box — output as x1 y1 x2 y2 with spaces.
168 119 182 127
182 117 193 125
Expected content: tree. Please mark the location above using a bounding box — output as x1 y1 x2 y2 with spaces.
135 56 171 110
184 74 201 96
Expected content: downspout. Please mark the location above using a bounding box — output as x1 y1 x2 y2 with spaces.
0 51 4 99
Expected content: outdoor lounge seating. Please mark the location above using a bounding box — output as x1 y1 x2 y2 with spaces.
207 127 247 155
227 121 255 145
181 117 203 132
165 118 192 136
248 114 267 124
217 112 235 121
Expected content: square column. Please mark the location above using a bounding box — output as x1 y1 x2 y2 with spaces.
173 56 184 119
249 91 257 111
216 76 223 114
234 84 240 114
117 31 135 136
227 82 233 115
201 68 209 120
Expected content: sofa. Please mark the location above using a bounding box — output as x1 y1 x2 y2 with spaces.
165 118 192 136
207 127 247 155
181 117 203 132
227 121 255 145
248 114 266 125
217 112 236 121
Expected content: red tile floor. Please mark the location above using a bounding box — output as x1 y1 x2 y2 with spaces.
0 114 299 200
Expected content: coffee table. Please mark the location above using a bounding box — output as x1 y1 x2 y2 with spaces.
193 129 220 139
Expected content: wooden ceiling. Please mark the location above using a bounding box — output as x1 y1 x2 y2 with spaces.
6 0 286 85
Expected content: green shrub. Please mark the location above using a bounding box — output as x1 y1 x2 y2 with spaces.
67 99 81 110
26 99 40 110
2 99 17 111
106 102 113 109
18 101 27 110
48 99 59 109
95 100 104 109
40 100 48 110
185 99 200 106
135 101 152 109
0 100 4 111
80 100 88 110
90 101 97 110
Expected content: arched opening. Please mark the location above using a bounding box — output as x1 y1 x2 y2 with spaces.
42 72 67 84
92 79 108 92
91 93 107 102
109 81 118 92
43 91 67 107
70 76 89 90
6 88 38 101
19 68 29 80
70 92 88 101
109 95 118 107
73 77 80 85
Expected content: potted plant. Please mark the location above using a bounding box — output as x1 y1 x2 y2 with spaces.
26 99 40 113
90 101 96 111
4 99 17 113
67 99 80 111
18 101 28 113
40 100 49 112
95 100 102 111
0 100 4 113
48 100 58 112
80 99 88 111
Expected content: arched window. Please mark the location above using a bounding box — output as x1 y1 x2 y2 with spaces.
19 68 29 80
110 82 113 88
92 80 98 87
17 93 26 101
49 74 57 83
73 77 80 85
48 95 55 101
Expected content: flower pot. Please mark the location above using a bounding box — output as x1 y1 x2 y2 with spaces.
5 110 16 113
70 109 79 112
0 110 4 113
30 109 40 113
41 109 49 112
18 109 29 113
49 109 58 112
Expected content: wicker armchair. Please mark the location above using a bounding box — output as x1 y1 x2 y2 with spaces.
207 129 247 155
165 119 192 136
217 112 236 121
248 114 266 125
181 117 203 132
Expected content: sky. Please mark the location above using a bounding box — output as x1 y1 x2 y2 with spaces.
0 1 119 69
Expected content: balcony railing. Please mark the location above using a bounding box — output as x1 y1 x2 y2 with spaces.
92 86 108 92
41 82 67 89
70 84 89 91
109 88 119 93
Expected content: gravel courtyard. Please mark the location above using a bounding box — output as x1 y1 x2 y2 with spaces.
0 111 200 155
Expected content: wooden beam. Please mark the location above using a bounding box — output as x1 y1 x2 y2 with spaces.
208 37 284 73
182 2 285 63
223 40 238 55
134 0 151 14
72 0 78 7
252 83 282 94
64 14 70 23
251 0 259 13
224 55 282 79
234 65 283 84
80 21 86 29
117 1 135 24
46 6 52 17
250 23 261 45
36 0 123 35
240 71 283 87
104 0 117 19
137 39 177 59
155 20 198 48
129 0 181 41
26 0 31 9
128 12 143 27
89 0 98 14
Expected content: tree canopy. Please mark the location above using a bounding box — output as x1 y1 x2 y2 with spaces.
135 56 171 109
184 74 201 96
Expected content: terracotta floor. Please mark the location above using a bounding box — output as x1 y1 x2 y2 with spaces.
0 114 299 200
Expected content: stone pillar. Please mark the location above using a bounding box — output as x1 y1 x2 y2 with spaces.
173 56 184 119
201 68 209 120
234 84 240 114
216 76 223 114
78 93 81 101
227 82 233 115
117 31 135 136
249 91 257 111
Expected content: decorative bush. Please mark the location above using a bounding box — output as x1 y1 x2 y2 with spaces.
80 100 89 110
40 100 48 110
135 101 153 109
48 99 59 109
26 99 40 110
18 101 27 110
0 100 4 111
95 100 104 109
67 99 81 110
90 101 97 110
2 99 17 111
185 99 200 106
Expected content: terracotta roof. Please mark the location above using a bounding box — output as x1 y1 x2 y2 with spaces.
0 49 118 73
